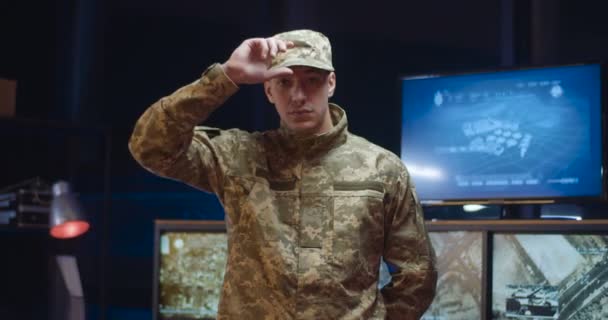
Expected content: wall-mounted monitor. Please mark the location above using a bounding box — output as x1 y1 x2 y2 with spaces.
153 220 227 320
400 63 604 204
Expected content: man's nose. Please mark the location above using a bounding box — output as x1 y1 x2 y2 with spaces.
291 82 306 101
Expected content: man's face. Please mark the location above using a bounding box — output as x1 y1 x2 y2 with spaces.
264 66 336 136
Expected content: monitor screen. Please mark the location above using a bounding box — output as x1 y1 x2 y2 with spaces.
422 231 485 320
400 63 604 203
153 220 228 320
491 233 608 319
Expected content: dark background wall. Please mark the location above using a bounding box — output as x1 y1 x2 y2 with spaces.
1 1 608 319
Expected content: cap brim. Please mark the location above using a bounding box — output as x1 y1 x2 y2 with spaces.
270 58 334 72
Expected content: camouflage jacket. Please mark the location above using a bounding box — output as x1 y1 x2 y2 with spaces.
129 64 437 319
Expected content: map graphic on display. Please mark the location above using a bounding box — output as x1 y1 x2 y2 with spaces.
492 234 608 320
400 64 602 201
158 232 228 320
438 117 531 158
422 231 484 320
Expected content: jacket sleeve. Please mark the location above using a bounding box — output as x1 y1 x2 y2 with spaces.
128 63 240 199
381 169 437 319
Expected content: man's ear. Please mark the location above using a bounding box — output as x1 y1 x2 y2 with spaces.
328 72 336 97
264 81 275 104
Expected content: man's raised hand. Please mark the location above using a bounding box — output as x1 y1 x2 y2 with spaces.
221 37 294 85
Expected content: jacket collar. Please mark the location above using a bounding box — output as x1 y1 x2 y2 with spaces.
277 103 348 157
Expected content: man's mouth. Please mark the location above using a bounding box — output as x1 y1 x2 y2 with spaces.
289 109 313 116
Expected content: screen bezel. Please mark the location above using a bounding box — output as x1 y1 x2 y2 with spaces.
152 219 227 320
398 62 607 205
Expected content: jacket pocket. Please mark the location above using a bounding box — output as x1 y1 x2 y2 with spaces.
241 178 297 242
331 182 385 282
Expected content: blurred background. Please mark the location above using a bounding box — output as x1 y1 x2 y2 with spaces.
1 0 608 319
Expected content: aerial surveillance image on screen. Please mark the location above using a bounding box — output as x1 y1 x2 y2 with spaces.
422 231 484 320
400 64 602 202
492 234 608 320
158 231 228 320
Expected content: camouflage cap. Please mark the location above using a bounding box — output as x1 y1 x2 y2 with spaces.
270 29 334 72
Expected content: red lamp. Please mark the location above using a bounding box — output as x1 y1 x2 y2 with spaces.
49 181 89 239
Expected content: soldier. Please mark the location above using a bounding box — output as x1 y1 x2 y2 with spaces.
129 29 437 319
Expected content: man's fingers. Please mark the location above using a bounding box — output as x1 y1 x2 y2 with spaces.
276 40 286 52
227 37 296 84
275 39 294 53
267 38 279 58
252 38 270 59
264 67 293 81
248 37 294 61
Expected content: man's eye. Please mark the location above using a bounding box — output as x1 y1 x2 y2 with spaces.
308 77 322 84
279 79 291 86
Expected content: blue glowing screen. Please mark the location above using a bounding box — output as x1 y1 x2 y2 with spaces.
400 64 603 202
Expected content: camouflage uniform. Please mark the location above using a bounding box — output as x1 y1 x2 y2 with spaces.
129 30 436 319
